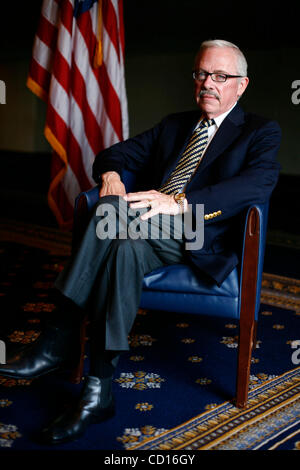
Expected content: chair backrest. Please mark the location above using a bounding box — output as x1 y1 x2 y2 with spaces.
255 202 269 319
238 202 269 321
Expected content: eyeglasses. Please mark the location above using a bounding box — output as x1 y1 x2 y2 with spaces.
192 70 244 83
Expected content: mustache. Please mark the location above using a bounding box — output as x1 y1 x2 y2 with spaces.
198 90 220 100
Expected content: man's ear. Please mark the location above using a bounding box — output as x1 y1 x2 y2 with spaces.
237 76 249 99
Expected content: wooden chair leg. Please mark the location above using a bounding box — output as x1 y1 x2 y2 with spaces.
236 314 256 408
69 315 89 384
235 207 260 408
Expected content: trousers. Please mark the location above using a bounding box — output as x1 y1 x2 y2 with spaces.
55 195 185 351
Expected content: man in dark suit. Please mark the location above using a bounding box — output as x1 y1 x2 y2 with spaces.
0 39 281 444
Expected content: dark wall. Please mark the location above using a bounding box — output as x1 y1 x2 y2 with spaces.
123 1 300 174
124 0 297 52
0 1 299 172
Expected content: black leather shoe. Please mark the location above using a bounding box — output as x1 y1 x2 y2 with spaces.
40 376 115 445
0 324 79 379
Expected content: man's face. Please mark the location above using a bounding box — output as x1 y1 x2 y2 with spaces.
194 47 249 118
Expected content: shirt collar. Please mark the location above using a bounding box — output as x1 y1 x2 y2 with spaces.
197 102 237 129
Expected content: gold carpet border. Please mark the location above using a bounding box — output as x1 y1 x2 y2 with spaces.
261 272 300 313
176 380 299 450
209 398 300 450
130 367 300 450
200 392 300 450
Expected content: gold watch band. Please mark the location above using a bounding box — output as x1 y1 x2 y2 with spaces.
174 193 186 212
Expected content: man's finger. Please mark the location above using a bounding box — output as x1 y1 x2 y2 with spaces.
129 200 150 209
140 207 158 220
125 192 157 201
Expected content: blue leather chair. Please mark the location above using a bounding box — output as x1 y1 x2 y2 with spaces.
72 170 268 408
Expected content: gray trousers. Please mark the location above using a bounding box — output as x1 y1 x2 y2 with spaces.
55 196 185 351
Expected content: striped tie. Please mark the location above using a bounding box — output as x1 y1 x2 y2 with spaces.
159 118 214 195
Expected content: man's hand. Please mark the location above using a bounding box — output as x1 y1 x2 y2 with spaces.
99 171 126 198
124 190 186 220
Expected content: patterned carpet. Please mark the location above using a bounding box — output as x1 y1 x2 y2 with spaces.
131 367 300 450
0 220 299 451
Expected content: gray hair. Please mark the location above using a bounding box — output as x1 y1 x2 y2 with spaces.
195 39 248 77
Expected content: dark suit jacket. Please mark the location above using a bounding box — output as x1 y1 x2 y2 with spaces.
92 104 281 285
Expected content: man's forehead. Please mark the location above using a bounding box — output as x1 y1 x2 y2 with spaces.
195 47 237 74
195 48 237 71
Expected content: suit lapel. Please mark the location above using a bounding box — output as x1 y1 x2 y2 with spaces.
196 104 245 174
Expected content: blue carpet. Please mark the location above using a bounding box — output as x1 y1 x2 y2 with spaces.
0 241 299 451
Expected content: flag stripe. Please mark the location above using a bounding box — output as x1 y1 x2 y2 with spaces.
72 23 117 145
62 158 83 204
52 49 70 93
48 75 70 129
71 62 104 155
28 58 52 98
46 104 68 157
68 131 94 189
77 9 123 140
102 0 120 61
32 37 54 72
60 0 74 35
57 23 73 68
93 1 128 139
37 15 58 51
69 97 97 186
41 0 60 27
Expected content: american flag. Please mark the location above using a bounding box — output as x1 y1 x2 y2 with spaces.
27 0 129 228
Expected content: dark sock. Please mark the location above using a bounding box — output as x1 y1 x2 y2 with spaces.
88 351 120 408
89 350 120 379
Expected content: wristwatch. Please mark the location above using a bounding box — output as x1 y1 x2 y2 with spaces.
174 192 186 212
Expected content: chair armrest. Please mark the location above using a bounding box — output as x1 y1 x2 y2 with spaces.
72 186 100 251
72 169 138 250
75 186 100 214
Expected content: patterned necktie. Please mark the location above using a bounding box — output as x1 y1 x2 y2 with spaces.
159 118 215 195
